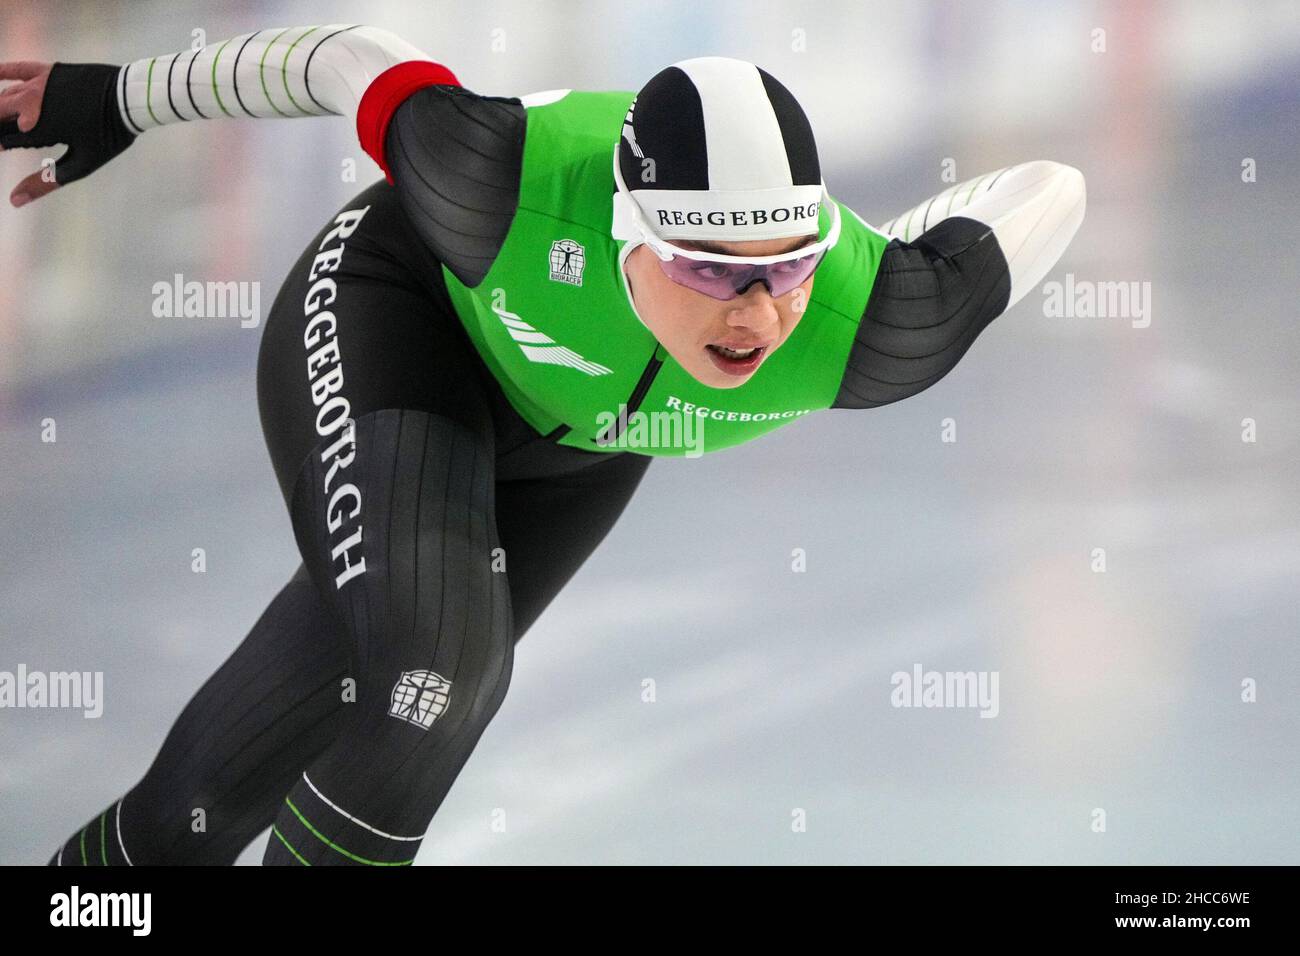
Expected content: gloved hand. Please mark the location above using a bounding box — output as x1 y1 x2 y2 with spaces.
0 61 137 206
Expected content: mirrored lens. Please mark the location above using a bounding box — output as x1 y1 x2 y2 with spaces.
658 250 825 300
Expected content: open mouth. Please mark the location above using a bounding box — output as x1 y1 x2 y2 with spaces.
705 343 768 375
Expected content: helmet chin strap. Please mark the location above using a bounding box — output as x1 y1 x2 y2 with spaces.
612 143 653 332
616 237 653 331
610 186 641 243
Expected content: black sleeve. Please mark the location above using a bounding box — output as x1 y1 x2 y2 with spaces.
832 215 1012 409
382 84 528 289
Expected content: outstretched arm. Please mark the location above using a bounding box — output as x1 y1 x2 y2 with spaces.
115 23 527 286
876 161 1085 311
0 23 454 205
2 22 527 290
115 24 431 132
832 161 1086 409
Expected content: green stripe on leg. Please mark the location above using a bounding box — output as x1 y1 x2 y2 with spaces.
283 797 414 866
271 826 312 866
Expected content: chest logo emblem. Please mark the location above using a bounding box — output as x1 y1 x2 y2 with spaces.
548 238 586 286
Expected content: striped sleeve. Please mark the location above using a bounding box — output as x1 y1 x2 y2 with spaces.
832 161 1085 409
876 161 1086 311
115 24 436 133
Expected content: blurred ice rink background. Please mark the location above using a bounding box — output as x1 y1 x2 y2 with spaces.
2 0 1298 865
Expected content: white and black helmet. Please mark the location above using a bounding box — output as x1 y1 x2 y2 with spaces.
612 55 827 244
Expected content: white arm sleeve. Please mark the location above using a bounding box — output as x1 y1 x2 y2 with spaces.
878 161 1087 309
115 24 435 133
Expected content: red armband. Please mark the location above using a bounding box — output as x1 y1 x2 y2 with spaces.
356 60 461 184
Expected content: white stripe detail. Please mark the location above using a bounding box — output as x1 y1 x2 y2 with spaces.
301 772 424 841
674 56 791 191
491 303 612 375
56 845 63 866
507 328 554 344
116 62 132 132
116 797 134 866
519 345 612 376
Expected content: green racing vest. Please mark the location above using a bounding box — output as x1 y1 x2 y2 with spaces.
439 89 889 458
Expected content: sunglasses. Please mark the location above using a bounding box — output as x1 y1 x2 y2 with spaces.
651 241 831 300
612 160 843 301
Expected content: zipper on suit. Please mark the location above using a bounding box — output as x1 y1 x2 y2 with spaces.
594 343 665 446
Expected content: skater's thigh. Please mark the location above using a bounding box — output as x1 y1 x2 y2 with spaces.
256 178 490 508
495 450 652 641
255 179 501 616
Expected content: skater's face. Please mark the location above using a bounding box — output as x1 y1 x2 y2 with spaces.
622 234 817 389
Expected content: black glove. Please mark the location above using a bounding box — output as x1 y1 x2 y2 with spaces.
0 62 137 185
